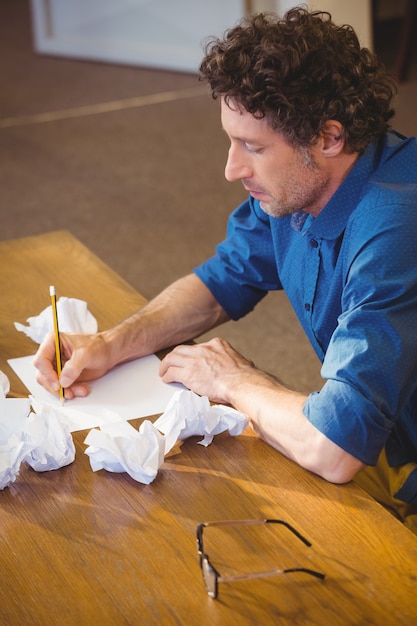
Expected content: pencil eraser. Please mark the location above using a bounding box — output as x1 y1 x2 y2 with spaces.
49 286 56 296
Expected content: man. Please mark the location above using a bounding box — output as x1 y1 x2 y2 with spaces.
34 9 417 531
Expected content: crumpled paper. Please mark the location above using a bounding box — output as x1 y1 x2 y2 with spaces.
83 389 248 484
0 396 75 489
0 370 10 397
14 296 98 344
24 404 75 472
0 398 32 489
84 419 165 484
0 388 247 487
154 389 248 453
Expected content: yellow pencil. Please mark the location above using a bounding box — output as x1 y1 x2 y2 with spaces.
49 285 65 405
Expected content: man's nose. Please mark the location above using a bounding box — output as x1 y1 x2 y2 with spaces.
224 146 252 182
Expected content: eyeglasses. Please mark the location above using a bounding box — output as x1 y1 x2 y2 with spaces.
196 519 325 599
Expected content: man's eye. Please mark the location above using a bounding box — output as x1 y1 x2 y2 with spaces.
245 144 263 153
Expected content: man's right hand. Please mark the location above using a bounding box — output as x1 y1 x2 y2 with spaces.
33 331 113 400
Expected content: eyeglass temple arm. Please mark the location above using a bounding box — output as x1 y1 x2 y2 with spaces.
217 567 325 584
196 519 313 551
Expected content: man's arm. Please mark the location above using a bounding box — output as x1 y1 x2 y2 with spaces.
34 273 229 398
104 273 229 363
159 337 366 484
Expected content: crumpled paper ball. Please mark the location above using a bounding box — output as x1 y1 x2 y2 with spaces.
14 296 98 344
0 397 76 489
83 390 248 484
0 398 32 489
154 389 248 453
84 419 165 485
24 404 75 472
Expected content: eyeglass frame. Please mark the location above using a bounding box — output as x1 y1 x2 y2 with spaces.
196 518 325 599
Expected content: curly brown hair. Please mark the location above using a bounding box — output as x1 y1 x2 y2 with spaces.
199 8 397 153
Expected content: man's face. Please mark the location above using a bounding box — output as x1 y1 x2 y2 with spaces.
221 98 331 218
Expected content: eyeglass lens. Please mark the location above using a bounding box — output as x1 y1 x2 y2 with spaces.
202 556 218 598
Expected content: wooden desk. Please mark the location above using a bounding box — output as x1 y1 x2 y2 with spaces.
1 232 416 626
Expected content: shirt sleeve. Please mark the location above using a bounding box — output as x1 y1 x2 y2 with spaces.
193 196 282 319
304 187 417 465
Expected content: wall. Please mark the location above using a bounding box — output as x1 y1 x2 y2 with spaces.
270 0 372 48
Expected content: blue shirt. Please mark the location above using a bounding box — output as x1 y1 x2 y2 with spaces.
194 131 417 502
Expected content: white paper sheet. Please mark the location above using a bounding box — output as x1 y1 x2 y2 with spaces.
8 354 184 432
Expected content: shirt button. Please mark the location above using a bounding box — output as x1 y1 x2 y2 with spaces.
304 303 311 311
310 239 318 248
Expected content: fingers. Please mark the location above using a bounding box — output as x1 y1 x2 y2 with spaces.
59 347 88 388
62 382 91 400
34 331 95 399
34 371 90 400
159 344 194 380
33 331 62 395
159 338 239 402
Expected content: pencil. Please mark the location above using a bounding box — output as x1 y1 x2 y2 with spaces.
49 285 65 405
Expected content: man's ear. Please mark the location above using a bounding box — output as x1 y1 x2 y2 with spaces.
320 120 345 156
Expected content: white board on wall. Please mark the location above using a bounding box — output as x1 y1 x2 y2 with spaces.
30 0 246 73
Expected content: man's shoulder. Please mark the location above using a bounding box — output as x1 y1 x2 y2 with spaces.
361 132 417 207
375 131 417 180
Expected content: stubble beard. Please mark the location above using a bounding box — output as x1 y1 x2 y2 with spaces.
259 147 330 219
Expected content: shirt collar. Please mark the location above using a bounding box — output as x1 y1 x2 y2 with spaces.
292 137 390 239
309 140 383 239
